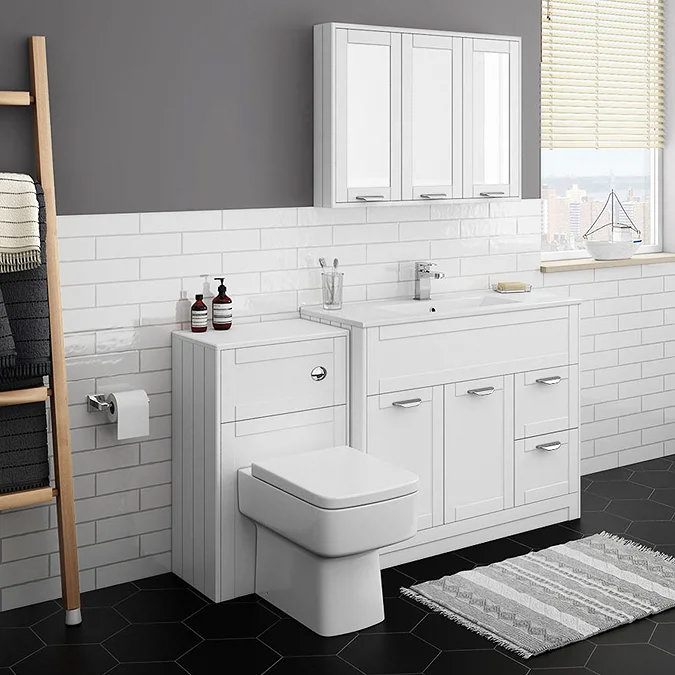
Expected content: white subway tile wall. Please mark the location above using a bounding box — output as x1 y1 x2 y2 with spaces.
0 197 671 610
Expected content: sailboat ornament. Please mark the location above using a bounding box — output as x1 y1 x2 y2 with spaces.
582 190 642 261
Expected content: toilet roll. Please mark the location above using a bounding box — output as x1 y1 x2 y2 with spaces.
105 390 149 440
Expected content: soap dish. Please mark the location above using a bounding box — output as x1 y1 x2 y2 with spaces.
492 283 533 294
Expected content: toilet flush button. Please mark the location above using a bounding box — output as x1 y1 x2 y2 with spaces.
311 366 327 381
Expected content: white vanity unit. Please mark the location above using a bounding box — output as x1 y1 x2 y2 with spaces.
171 320 348 602
314 22 520 206
301 291 582 567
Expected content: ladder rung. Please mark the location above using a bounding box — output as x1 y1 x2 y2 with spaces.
0 91 32 106
0 487 55 512
0 386 49 407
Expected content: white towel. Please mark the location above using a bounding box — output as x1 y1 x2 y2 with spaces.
0 173 40 273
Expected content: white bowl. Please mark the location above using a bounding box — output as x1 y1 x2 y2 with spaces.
584 240 641 261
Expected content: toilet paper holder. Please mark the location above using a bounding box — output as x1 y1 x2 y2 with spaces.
86 394 113 413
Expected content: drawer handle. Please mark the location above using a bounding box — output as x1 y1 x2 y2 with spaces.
536 441 562 452
479 191 506 197
392 398 422 408
536 376 562 386
467 386 495 396
310 366 327 381
420 193 448 200
355 195 385 201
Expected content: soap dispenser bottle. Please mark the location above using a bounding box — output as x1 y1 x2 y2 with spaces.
212 277 232 330
191 294 208 333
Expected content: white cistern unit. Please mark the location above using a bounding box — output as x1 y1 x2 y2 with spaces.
171 320 419 636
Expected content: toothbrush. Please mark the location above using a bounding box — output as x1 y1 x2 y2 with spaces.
319 257 327 269
333 257 339 271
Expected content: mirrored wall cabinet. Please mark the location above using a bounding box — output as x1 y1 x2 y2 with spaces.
314 23 521 207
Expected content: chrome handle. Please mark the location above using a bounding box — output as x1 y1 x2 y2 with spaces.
536 376 562 386
392 398 423 408
536 441 562 452
420 193 448 200
479 191 506 197
355 195 385 201
467 386 495 396
310 366 327 382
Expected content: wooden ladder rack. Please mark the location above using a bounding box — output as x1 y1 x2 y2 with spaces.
0 37 81 625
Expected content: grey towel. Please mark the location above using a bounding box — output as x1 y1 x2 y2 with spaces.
0 286 16 369
0 182 51 381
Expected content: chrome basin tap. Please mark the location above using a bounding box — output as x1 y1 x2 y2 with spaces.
414 262 445 300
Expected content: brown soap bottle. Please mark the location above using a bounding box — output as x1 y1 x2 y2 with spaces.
191 294 208 333
212 277 232 330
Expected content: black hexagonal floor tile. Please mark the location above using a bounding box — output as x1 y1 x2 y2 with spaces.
455 537 531 566
76 582 137 608
260 618 355 656
631 471 675 489
0 627 43 667
396 551 475 582
426 650 527 675
527 669 593 674
178 639 279 675
632 458 673 471
0 600 60 627
605 498 675 521
116 588 205 623
650 623 675 655
264 656 362 675
340 633 439 674
581 491 610 512
588 467 634 481
360 597 427 634
185 600 278 639
106 664 187 675
104 622 200 662
412 613 495 650
590 619 656 644
12 645 117 675
381 567 416 598
652 606 675 623
133 573 188 590
650 488 675 508
33 607 128 645
509 524 583 551
627 521 675 545
587 643 675 675
561 511 630 536
506 639 595 669
586 481 652 500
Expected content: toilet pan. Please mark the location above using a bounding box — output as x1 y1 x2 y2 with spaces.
238 446 419 636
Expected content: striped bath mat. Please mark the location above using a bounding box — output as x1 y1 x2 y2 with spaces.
402 532 675 658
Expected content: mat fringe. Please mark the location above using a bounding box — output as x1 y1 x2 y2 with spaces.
597 531 675 565
400 587 535 659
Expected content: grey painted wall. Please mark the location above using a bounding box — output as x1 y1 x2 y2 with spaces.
0 1 540 215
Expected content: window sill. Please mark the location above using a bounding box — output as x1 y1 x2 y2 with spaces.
540 252 675 274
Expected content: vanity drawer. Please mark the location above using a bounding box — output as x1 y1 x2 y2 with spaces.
515 366 577 439
515 429 578 506
221 336 347 422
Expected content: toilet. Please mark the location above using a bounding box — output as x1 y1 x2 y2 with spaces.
238 445 419 636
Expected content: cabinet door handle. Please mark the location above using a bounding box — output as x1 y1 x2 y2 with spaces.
355 195 385 201
536 441 562 452
479 191 506 197
392 398 423 408
310 366 327 381
536 375 562 386
467 386 495 396
420 193 448 200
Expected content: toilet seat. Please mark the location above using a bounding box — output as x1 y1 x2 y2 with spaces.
251 445 418 509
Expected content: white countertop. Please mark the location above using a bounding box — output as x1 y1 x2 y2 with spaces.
300 289 581 328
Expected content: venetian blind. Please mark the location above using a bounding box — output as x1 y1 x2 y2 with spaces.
541 0 664 149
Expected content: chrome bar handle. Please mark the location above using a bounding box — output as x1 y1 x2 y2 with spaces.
536 375 562 386
355 195 385 201
479 191 506 197
86 393 110 413
420 193 448 200
392 398 423 408
536 441 562 452
467 386 495 396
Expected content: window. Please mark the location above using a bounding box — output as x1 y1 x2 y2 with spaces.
541 0 664 258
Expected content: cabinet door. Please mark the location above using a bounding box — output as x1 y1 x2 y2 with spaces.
463 38 520 198
402 34 463 201
444 375 514 523
335 28 401 203
367 387 443 530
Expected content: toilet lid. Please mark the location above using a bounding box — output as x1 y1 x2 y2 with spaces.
250 446 419 510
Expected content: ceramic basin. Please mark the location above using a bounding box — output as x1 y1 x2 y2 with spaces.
381 294 519 316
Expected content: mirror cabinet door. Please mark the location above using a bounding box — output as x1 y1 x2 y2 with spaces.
464 38 520 198
402 34 463 201
335 29 401 203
